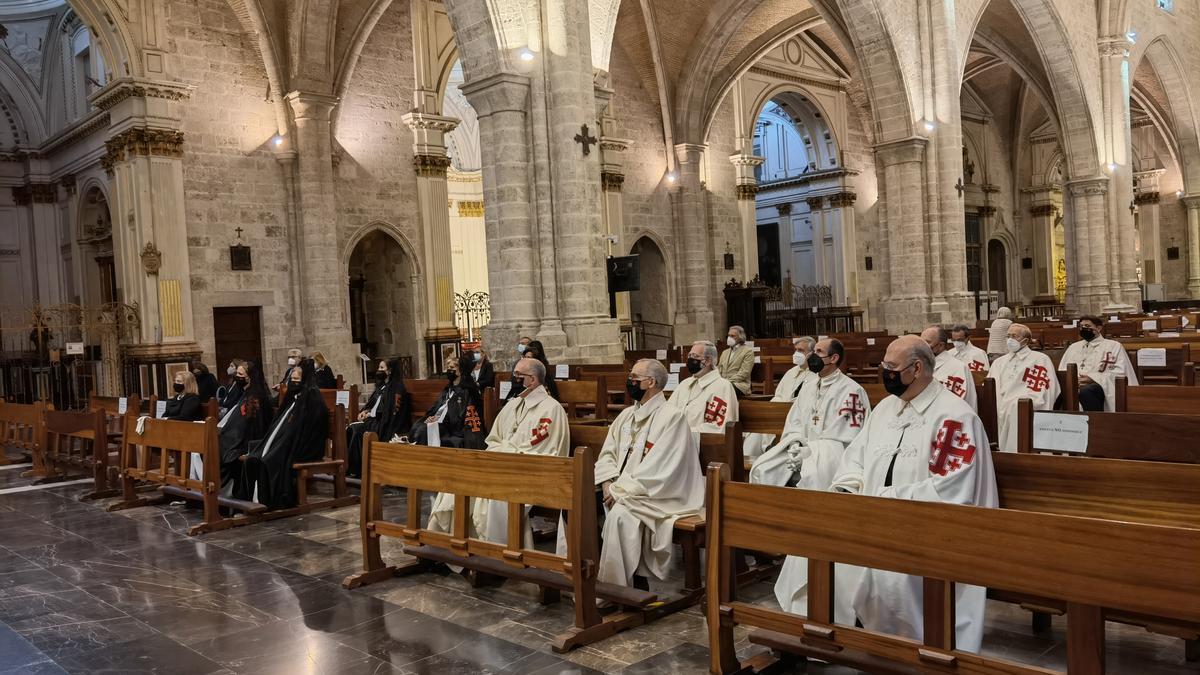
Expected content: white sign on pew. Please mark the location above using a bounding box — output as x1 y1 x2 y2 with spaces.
1137 348 1167 368
1033 412 1089 454
665 373 680 391
555 364 570 380
1109 316 1119 323
655 349 667 360
752 346 761 353
754 356 761 364
866 338 876 346
118 397 128 415
745 341 754 348
499 381 512 399
1159 332 1181 338
155 400 167 418
1141 320 1158 331
669 362 683 373
336 390 350 408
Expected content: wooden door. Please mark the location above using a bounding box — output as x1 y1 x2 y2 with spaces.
212 307 263 374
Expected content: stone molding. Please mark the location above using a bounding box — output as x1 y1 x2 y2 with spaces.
91 78 193 110
60 174 76 195
1030 203 1057 217
756 167 857 193
873 136 927 166
11 183 56 205
828 191 857 208
1182 196 1200 211
1134 191 1161 205
977 205 997 216
735 184 758 200
1098 35 1133 58
1065 177 1109 196
103 128 185 172
458 73 531 117
285 91 340 121
599 137 630 153
413 154 452 178
728 153 765 168
746 65 845 93
601 171 625 192
674 143 707 166
402 112 460 132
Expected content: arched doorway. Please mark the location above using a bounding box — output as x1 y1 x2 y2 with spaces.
628 236 671 349
348 230 417 369
987 239 1008 306
76 186 116 307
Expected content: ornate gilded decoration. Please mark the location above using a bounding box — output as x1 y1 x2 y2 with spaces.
140 242 163 275
457 200 484 218
413 154 452 178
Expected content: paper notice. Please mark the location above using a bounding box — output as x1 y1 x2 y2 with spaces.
500 381 512 398
426 420 441 447
336 390 350 408
866 338 876 346
1032 412 1089 454
155 401 167 418
118 397 128 415
665 373 680 391
555 364 570 380
669 363 684 373
754 356 761 364
655 349 667 360
1141 320 1158 331
1136 348 1167 368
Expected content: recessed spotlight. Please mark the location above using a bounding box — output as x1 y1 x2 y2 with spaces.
922 120 935 132
518 48 535 62
666 171 677 183
272 135 284 147
1107 162 1118 172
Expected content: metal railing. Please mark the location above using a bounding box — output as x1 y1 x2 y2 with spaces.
453 291 490 343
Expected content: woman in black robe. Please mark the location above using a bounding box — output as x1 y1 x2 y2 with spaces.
409 354 487 449
216 361 274 491
346 358 412 478
237 359 328 509
469 348 495 390
191 361 219 403
163 371 203 421
311 351 338 389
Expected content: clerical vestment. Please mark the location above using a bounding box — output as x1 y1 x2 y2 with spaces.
990 347 1060 452
668 369 739 434
1058 337 1138 411
749 369 869 488
951 342 990 373
775 381 998 652
428 385 568 538
933 350 977 410
594 393 703 586
744 365 818 461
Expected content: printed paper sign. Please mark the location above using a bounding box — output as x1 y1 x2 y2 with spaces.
336 390 350 408
665 373 680 391
1136 348 1167 368
66 342 84 355
752 346 761 353
1141 320 1158 331
1108 316 1119 323
1159 332 1181 338
745 341 755 349
754 356 761 364
555 364 570 380
655 349 667 360
155 401 167 418
499 381 512 398
1032 412 1089 454
866 338 876 346
426 420 441 447
118 397 128 415
359 354 371 362
669 363 684 373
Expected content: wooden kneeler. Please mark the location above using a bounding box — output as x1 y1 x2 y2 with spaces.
342 434 661 652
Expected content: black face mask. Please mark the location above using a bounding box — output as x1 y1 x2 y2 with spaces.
685 357 703 375
445 369 458 382
881 367 911 397
173 383 184 394
235 377 247 387
807 353 827 374
510 377 527 395
626 379 647 402
374 371 388 383
1079 327 1096 342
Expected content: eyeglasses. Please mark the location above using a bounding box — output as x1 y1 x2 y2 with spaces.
879 360 916 372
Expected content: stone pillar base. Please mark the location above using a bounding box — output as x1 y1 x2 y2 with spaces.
1101 300 1138 315
559 317 623 364
673 309 716 346
1188 280 1200 298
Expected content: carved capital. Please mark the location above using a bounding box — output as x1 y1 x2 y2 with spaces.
60 174 77 195
728 153 765 168
1066 177 1109 197
735 184 758 200
828 191 857 208
11 186 30 206
977 205 997 217
601 171 625 192
401 112 460 133
873 136 927 166
1134 191 1161 206
776 202 792 216
599 137 630 154
1030 203 1057 217
105 128 185 165
284 91 339 121
413 154 452 178
1098 35 1133 59
806 196 825 210
90 78 194 110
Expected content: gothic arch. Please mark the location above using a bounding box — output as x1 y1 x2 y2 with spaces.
333 0 397 124
441 0 533 82
1135 36 1200 193
589 0 622 75
341 221 423 277
626 232 676 340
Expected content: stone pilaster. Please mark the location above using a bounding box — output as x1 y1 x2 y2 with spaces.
874 136 932 331
1185 196 1200 297
1025 193 1059 302
830 190 859 305
1065 177 1114 314
806 195 827 286
729 153 764 281
672 142 714 343
1099 35 1140 310
12 183 64 305
599 134 631 330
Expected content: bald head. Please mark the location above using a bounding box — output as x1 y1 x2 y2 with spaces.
883 335 935 400
920 326 950 355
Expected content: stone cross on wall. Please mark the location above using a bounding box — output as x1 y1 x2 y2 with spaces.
574 124 597 156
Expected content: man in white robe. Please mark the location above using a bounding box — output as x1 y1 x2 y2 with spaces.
775 336 998 652
595 359 704 588
949 324 989 373
991 323 1060 452
668 341 739 434
921 325 977 410
750 338 870 488
428 359 569 538
743 336 818 461
1058 316 1138 411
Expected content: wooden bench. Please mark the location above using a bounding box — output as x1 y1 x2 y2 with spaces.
1115 376 1200 413
556 378 607 420
704 462 1200 674
1016 397 1200 464
0 400 45 468
40 408 120 500
405 378 448 423
342 436 662 652
1127 344 1192 385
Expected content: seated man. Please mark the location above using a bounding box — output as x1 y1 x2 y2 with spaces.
776 336 998 651
921 325 977 410
991 323 1059 452
346 358 411 478
274 347 303 391
428 358 568 539
717 325 755 397
669 341 740 434
750 338 870 487
595 359 703 589
743 336 818 461
949 324 989 373
1058 316 1138 411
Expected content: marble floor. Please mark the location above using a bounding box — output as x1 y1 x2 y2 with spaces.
0 456 1193 674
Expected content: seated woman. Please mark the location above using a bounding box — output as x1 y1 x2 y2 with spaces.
216 361 274 493
469 348 495 390
191 361 219 403
163 371 203 421
311 351 338 389
346 358 412 477
217 359 246 415
237 359 328 509
506 339 558 401
409 354 487 449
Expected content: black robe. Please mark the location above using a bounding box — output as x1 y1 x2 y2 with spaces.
195 373 219 403
217 394 274 487
218 382 245 415
346 378 412 477
470 361 495 390
237 387 328 509
163 393 202 421
314 366 337 389
408 383 487 449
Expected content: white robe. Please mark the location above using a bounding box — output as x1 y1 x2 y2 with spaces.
594 393 704 586
950 342 990 373
428 386 569 539
1058 337 1138 412
934 350 977 411
778 381 998 653
750 370 870 488
667 369 740 434
990 348 1060 452
743 365 818 460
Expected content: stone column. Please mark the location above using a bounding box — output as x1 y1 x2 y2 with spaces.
1099 35 1139 310
874 137 931 330
806 196 826 286
600 132 631 327
403 112 462 370
1065 177 1111 314
1027 196 1058 303
13 183 64 305
285 91 356 370
830 191 859 305
673 142 714 342
730 153 764 280
1185 196 1200 297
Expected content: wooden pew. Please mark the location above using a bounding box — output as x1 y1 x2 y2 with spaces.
704 462 1200 674
1127 344 1192 385
41 408 120 500
298 388 359 510
1016 398 1200 463
976 376 998 447
342 437 663 652
556 378 606 420
405 378 448 422
0 400 45 469
1114 376 1200 413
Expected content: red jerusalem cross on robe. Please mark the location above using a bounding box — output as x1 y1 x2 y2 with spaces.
943 376 967 399
1022 365 1051 393
968 361 986 373
1098 351 1118 372
929 420 977 476
837 393 866 428
704 396 728 426
530 418 552 446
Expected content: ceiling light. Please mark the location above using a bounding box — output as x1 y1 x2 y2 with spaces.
518 48 535 62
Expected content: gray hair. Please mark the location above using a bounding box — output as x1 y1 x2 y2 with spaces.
950 324 971 337
694 340 719 363
1011 323 1032 340
793 335 816 351
995 306 1013 319
522 358 546 384
728 325 746 342
926 325 950 344
911 340 936 373
637 359 669 389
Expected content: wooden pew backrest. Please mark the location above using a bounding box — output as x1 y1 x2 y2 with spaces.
1016 397 1200 463
1115 376 1200 413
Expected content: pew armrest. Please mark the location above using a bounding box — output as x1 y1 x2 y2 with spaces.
294 459 343 472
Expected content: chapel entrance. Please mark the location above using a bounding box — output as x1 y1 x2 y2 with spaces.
628 236 672 349
213 306 263 373
348 230 417 368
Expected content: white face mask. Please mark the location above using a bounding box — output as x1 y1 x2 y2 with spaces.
516 344 527 354
287 357 297 366
952 340 967 350
727 336 738 348
1006 337 1023 353
792 351 806 366
226 366 236 375
473 352 482 362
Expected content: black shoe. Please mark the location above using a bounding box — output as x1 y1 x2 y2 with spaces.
632 575 650 591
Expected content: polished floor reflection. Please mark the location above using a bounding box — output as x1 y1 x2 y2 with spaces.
0 458 1191 674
